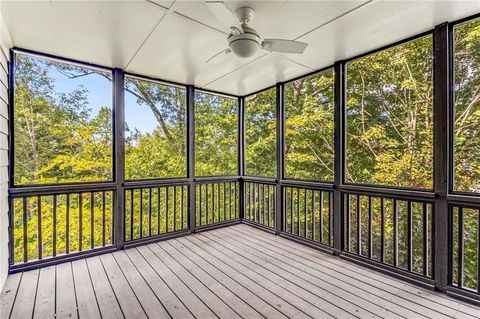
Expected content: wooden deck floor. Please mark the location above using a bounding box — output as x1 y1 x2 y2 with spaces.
1 224 480 319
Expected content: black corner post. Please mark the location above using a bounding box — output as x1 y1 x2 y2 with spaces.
238 96 245 220
433 22 450 292
8 49 15 266
113 68 125 250
333 61 345 253
275 83 284 235
187 85 196 233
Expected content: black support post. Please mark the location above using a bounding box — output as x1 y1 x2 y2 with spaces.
433 22 450 292
275 83 284 235
238 96 245 220
333 61 345 253
187 85 196 233
113 68 125 249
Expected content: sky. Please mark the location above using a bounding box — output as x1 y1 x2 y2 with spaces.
48 63 159 135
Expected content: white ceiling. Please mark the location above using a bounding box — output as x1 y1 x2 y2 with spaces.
2 0 480 96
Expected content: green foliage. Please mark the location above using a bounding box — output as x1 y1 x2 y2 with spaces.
195 92 238 176
124 78 187 180
346 35 434 189
454 19 480 192
245 88 276 177
285 69 335 181
14 55 112 185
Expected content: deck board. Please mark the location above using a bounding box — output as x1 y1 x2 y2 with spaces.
33 266 55 319
2 224 480 319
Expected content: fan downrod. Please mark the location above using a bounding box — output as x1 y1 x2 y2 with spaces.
236 7 254 25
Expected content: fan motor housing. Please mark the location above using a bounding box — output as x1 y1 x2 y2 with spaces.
228 26 261 58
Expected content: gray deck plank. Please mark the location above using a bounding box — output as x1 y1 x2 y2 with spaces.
0 272 22 319
136 245 217 319
196 232 361 319
72 259 101 319
10 270 38 319
99 253 147 319
219 227 434 319
235 224 480 319
184 235 333 319
33 266 56 319
56 262 78 319
86 256 124 319
148 242 242 319
156 240 262 319
169 238 289 319
112 250 170 319
211 227 409 319
123 247 194 319
178 236 311 319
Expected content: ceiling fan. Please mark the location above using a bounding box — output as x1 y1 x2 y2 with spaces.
205 1 308 63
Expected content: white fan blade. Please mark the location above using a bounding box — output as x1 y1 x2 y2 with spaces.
206 48 232 64
261 39 308 54
206 1 243 33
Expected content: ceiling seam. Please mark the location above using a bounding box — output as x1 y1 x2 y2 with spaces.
294 0 375 41
125 1 177 70
147 0 228 35
203 0 375 93
200 53 270 89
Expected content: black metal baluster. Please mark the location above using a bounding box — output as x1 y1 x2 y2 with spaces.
234 182 238 219
458 207 464 288
346 194 350 252
312 191 316 241
102 192 106 246
407 201 413 272
380 197 385 263
38 196 42 260
53 195 57 257
181 185 184 230
199 185 202 226
267 185 271 227
368 196 372 259
217 183 220 223
290 188 294 234
223 183 226 222
212 184 215 224
139 189 143 238
329 192 333 245
130 190 134 240
304 189 307 238
157 188 161 234
173 186 177 231
393 199 398 267
422 202 428 276
356 195 361 255
90 192 94 249
23 197 27 262
79 194 83 251
319 191 324 241
166 186 170 232
66 195 70 254
149 188 153 236
297 188 301 236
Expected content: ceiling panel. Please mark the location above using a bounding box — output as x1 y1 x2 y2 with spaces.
203 53 311 96
288 0 480 70
174 1 367 41
1 0 171 68
125 12 231 85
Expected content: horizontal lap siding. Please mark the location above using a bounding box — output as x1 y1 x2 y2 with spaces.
0 9 11 291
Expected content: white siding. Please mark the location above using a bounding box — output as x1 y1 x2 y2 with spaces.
0 4 11 291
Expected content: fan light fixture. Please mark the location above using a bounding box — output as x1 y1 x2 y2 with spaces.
205 2 308 63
